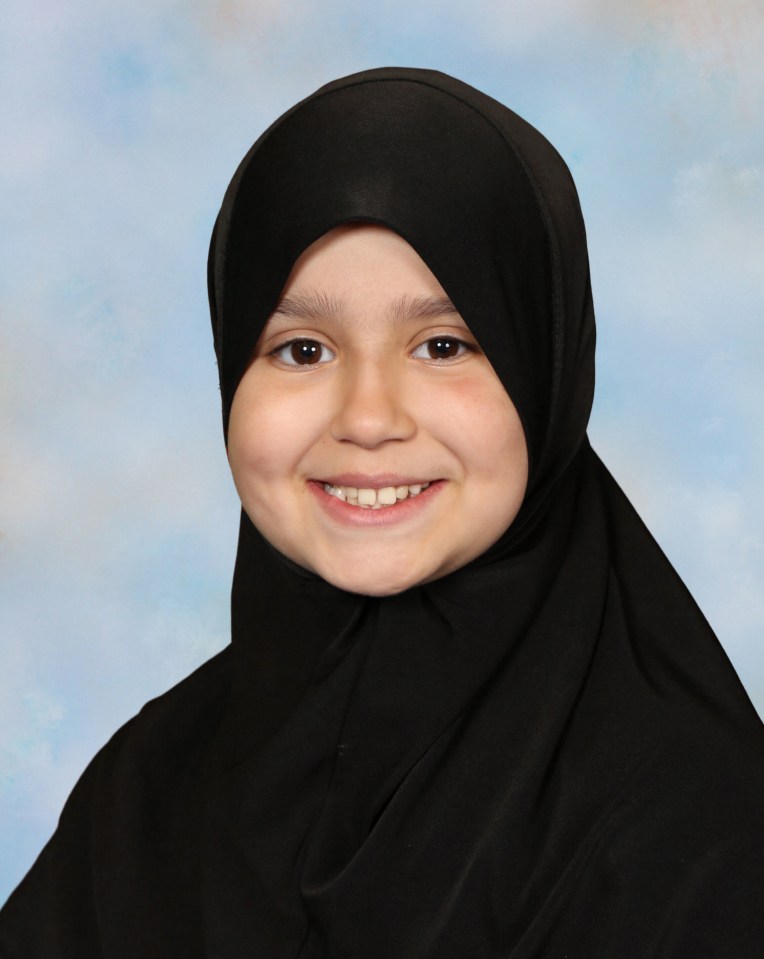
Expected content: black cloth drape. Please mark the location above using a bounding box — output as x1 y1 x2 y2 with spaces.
3 67 763 958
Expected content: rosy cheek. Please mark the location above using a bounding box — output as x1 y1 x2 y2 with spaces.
231 389 318 483
453 391 525 492
434 376 519 429
233 429 292 484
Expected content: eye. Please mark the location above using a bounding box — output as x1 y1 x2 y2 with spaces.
271 338 336 367
411 336 474 362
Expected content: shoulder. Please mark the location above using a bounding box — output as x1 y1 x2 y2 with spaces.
40 644 233 842
559 723 764 956
0 649 232 956
612 718 764 863
109 645 231 752
83 645 233 803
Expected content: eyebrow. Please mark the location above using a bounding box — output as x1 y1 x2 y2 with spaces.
271 291 461 326
272 290 344 319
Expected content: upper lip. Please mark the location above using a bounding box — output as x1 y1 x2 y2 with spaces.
317 473 437 489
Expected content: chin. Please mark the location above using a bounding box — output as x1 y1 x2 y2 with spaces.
316 562 429 597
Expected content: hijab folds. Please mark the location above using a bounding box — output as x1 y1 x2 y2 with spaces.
2 67 764 959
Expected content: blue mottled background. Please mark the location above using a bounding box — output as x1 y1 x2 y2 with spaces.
2 0 762 900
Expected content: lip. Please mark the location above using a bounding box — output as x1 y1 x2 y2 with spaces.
318 472 435 489
309 478 445 527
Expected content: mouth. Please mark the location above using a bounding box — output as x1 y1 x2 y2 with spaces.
309 476 444 527
321 481 431 509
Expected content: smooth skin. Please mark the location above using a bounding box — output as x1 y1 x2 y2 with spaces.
227 224 528 596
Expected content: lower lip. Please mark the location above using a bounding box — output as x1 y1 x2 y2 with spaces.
308 480 444 527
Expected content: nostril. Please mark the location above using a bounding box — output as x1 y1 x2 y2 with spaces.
330 375 416 447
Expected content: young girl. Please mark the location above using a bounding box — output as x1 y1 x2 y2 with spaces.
2 67 763 958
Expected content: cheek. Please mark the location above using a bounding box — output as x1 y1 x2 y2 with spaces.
428 375 528 479
228 377 317 487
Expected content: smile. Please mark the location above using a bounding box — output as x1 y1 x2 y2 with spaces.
322 482 431 508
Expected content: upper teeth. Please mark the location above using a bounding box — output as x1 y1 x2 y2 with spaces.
323 482 430 508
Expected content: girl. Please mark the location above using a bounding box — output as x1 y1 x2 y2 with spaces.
2 67 763 957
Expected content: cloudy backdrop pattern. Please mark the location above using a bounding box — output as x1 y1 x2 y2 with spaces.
2 0 762 901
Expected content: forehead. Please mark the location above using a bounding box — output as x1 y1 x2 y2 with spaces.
264 224 467 332
278 223 438 287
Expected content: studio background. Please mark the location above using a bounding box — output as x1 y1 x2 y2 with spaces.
2 0 762 902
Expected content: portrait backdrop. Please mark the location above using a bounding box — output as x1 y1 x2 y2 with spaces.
1 0 762 901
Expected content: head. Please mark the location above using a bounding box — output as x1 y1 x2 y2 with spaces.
210 68 595 594
227 223 528 596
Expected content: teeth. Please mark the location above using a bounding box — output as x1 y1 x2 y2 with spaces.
357 488 377 506
323 481 430 508
377 487 397 506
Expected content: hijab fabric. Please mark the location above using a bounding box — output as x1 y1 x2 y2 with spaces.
2 67 763 958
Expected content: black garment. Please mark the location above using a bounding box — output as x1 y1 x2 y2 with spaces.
2 67 763 958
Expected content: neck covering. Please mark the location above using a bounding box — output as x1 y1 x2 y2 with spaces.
2 66 764 959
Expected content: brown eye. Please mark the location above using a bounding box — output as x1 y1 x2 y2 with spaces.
290 340 321 364
272 338 335 367
428 338 459 359
412 336 472 361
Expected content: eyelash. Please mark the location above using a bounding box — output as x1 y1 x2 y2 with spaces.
269 335 477 368
269 338 336 367
411 336 475 362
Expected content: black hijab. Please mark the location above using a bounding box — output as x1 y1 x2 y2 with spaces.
2 67 763 958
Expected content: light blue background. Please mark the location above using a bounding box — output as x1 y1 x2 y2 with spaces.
2 0 762 902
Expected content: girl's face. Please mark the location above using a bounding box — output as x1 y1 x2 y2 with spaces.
227 224 528 596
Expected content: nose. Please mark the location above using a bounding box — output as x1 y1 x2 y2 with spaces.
330 359 417 448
